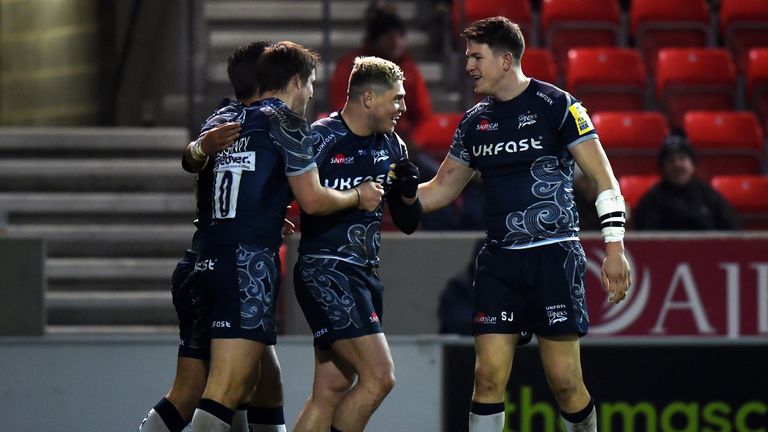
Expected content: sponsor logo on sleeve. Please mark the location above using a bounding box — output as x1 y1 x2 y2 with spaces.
568 102 595 136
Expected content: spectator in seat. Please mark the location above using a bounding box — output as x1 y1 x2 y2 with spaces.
633 136 740 230
329 2 433 140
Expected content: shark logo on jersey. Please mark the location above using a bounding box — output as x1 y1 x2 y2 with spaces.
518 113 538 129
371 149 390 163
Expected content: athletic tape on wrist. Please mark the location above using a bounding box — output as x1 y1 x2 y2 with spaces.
595 189 626 243
190 139 207 161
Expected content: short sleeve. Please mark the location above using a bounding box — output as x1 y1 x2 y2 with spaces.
447 115 473 168
560 94 599 149
270 112 317 176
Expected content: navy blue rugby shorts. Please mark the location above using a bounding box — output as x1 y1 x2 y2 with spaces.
472 241 589 337
171 249 210 359
294 256 383 350
194 243 280 345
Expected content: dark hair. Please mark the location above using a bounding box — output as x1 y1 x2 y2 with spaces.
227 41 272 100
365 8 405 44
255 41 320 94
461 16 525 64
658 135 698 168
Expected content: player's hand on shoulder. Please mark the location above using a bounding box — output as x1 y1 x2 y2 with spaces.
356 181 385 211
389 158 420 199
200 122 241 155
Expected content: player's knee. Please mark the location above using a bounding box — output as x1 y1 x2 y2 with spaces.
548 375 582 403
473 364 507 397
361 367 395 400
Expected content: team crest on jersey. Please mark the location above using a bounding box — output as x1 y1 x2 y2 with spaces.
371 149 390 163
568 102 594 135
518 113 538 129
476 118 499 132
330 153 355 164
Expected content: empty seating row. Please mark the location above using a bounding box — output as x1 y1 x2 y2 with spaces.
529 46 768 130
452 0 768 76
412 110 765 181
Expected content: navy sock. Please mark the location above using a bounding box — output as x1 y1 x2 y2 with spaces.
470 401 505 415
561 399 595 424
154 398 187 432
248 406 285 425
198 398 234 425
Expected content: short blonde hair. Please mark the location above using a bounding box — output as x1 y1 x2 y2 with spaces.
347 56 405 99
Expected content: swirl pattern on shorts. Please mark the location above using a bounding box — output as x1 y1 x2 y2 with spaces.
299 257 362 330
236 244 277 331
560 241 588 329
337 222 382 267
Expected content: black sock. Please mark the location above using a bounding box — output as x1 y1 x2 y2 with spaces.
248 406 285 425
470 401 505 415
198 398 234 425
330 426 343 432
561 398 595 424
153 398 187 432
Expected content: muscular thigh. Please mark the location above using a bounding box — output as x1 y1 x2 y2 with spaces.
294 257 383 350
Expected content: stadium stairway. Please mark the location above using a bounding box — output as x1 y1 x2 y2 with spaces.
0 128 194 333
201 0 461 119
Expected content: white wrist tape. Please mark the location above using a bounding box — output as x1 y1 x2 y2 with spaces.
190 138 207 161
595 189 626 243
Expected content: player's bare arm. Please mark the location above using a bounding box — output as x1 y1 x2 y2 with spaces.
183 122 242 173
417 157 476 213
569 138 632 304
288 167 384 215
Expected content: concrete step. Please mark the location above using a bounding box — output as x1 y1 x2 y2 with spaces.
47 257 178 281
0 192 195 224
0 159 192 192
208 28 430 59
46 290 176 325
4 224 195 257
0 127 188 157
205 0 419 24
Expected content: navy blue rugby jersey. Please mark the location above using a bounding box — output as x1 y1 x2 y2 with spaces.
205 97 317 250
298 111 408 267
448 79 599 248
187 98 246 250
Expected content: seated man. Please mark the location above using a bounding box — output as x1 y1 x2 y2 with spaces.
329 3 432 140
633 137 740 230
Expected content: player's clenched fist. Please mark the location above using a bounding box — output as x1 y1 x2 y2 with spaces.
355 181 385 211
389 158 420 198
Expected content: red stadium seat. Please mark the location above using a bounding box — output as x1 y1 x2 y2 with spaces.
411 113 463 157
711 175 768 228
592 111 669 177
540 0 621 75
655 48 737 130
453 0 533 43
522 48 558 84
747 48 768 128
719 0 768 73
630 0 711 74
619 175 660 209
683 111 765 180
566 48 647 113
